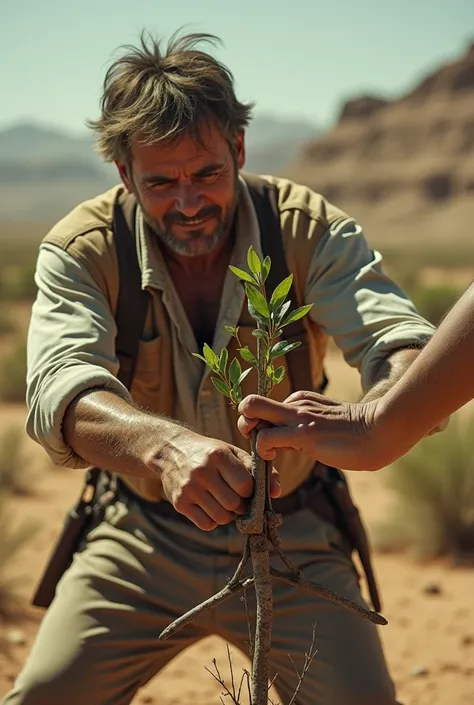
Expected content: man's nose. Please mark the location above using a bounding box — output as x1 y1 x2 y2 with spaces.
174 181 204 217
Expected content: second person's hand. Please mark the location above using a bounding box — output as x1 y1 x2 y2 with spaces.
238 391 384 471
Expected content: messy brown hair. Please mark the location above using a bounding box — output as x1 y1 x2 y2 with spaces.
87 30 254 162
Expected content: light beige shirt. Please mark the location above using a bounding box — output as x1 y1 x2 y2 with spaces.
25 174 436 497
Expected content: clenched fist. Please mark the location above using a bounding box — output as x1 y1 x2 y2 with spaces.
155 431 281 531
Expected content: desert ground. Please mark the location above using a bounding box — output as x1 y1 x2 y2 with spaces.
0 347 473 705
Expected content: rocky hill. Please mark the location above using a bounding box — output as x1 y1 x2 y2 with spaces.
284 42 474 253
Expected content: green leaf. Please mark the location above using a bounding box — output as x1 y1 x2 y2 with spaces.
247 246 262 275
228 266 258 285
245 284 270 320
252 329 268 340
224 325 240 338
229 358 242 386
262 256 271 282
274 300 291 326
270 274 293 311
211 377 231 397
273 365 286 385
203 343 219 371
269 341 302 361
191 353 208 365
233 386 243 403
219 347 228 375
281 304 313 327
237 368 252 386
239 346 258 367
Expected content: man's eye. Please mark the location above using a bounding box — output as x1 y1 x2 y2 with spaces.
199 172 219 180
151 181 172 188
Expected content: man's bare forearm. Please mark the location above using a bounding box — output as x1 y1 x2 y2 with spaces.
62 389 190 478
360 348 422 403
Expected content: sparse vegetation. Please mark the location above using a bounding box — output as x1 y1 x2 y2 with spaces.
0 501 36 622
0 425 38 497
410 283 463 326
0 306 16 336
0 264 37 302
373 412 474 561
0 341 27 403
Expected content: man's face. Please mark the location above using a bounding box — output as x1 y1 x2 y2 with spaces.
117 124 245 257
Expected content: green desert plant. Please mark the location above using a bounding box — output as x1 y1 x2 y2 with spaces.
373 412 474 561
0 340 27 403
192 249 311 409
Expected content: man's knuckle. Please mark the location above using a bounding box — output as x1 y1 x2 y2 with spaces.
207 446 226 464
235 474 253 495
242 394 259 411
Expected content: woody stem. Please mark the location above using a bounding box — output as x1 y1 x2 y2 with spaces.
248 321 273 705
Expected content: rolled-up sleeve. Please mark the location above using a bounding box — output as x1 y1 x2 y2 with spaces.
26 243 133 468
306 217 436 391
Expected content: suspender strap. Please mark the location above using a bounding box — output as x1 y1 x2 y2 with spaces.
112 199 149 390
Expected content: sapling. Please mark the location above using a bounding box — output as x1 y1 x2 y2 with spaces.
159 247 386 704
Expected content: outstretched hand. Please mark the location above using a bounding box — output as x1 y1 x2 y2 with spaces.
238 391 386 471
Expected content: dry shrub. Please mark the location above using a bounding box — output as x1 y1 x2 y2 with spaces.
373 412 474 561
0 341 27 403
410 283 463 326
0 501 36 622
0 425 38 497
0 307 16 336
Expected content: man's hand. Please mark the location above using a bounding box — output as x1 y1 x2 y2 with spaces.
156 432 281 531
237 391 386 471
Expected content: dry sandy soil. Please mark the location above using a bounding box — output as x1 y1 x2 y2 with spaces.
0 352 473 705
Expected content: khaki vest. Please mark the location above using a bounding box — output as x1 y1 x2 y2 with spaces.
43 174 351 501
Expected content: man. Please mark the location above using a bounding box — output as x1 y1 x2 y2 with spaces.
3 31 437 705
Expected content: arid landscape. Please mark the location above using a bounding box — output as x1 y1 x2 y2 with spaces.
1 37 474 705
1 352 474 705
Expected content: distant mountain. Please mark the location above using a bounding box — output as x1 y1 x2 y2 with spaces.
0 115 320 221
283 41 474 251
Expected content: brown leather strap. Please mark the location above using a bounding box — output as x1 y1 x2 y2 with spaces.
112 197 149 390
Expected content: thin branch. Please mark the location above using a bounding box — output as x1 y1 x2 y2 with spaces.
287 624 318 705
159 577 254 641
205 663 241 705
226 643 236 700
270 568 387 625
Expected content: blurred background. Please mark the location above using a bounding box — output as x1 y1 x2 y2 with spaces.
1 2 474 704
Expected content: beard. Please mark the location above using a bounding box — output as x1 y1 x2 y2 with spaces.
138 174 239 258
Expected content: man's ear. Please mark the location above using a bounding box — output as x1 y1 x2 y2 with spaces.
235 131 246 170
115 161 133 192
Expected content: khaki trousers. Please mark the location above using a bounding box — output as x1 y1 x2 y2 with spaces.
2 490 401 705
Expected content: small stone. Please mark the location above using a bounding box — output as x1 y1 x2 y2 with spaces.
462 635 474 646
139 696 155 704
410 665 430 678
422 582 442 596
6 629 26 646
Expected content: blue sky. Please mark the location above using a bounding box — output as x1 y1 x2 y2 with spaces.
2 0 473 134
